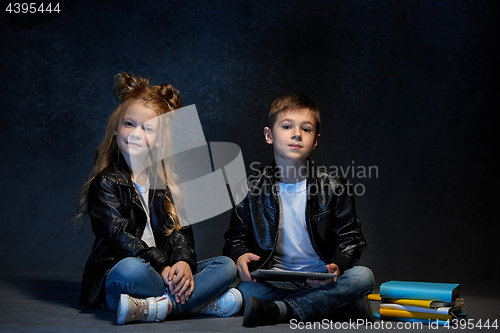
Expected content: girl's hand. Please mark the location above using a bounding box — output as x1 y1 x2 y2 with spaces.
161 265 172 284
306 263 340 288
166 261 194 304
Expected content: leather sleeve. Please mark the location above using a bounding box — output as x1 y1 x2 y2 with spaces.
223 190 252 264
328 179 367 274
88 174 170 274
165 225 197 274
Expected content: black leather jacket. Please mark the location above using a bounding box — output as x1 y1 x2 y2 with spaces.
223 162 366 275
79 159 197 306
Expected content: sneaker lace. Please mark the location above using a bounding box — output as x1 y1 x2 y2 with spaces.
132 298 149 320
201 297 219 312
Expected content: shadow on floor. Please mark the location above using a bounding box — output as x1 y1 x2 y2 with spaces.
0 276 117 323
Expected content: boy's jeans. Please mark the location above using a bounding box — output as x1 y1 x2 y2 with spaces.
104 256 236 316
238 266 375 322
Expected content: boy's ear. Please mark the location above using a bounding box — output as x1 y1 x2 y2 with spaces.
263 127 273 144
312 133 320 149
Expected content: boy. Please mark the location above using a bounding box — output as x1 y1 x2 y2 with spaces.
223 93 375 326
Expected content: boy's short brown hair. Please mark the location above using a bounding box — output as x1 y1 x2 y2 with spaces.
268 93 321 134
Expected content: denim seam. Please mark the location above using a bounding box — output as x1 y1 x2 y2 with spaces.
106 281 137 296
283 298 308 322
193 257 218 278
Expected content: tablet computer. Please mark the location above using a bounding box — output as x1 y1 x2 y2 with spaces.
250 269 337 282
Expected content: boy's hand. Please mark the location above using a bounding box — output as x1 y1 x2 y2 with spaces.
164 261 194 304
306 263 340 288
236 253 260 282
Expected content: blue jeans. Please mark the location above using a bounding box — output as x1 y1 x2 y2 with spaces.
104 256 236 316
238 266 375 322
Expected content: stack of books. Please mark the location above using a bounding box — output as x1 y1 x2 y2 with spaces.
369 281 466 326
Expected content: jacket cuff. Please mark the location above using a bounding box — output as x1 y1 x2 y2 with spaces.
226 247 250 266
331 256 352 276
141 248 170 274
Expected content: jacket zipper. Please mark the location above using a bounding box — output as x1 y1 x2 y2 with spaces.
131 187 149 236
256 190 281 270
305 204 328 264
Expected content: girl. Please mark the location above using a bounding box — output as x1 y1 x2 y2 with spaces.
76 73 242 324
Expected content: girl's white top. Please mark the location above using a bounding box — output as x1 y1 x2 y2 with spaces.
133 177 156 248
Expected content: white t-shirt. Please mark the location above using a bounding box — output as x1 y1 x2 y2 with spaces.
133 177 156 248
272 180 326 273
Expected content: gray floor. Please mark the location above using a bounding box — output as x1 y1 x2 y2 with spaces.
1 267 499 333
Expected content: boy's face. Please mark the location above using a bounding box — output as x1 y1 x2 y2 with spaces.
264 109 320 166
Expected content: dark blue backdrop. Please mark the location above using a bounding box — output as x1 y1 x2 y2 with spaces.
1 0 498 291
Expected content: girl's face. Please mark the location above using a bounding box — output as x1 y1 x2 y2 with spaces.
116 103 159 163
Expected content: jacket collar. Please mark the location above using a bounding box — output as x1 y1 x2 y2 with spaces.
111 153 134 187
111 152 169 192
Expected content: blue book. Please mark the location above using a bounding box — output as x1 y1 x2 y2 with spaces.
379 281 460 302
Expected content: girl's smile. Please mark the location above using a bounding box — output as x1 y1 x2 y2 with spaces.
116 103 159 164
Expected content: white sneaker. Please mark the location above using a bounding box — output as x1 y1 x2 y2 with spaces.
117 294 172 324
194 288 243 317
